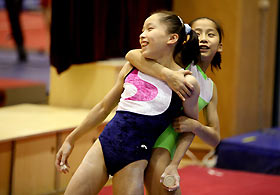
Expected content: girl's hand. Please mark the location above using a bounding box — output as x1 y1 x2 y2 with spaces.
173 116 198 133
160 165 180 192
55 140 74 174
164 69 193 101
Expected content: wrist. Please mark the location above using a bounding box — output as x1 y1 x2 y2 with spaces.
192 120 201 134
169 161 180 169
160 67 173 81
66 134 76 145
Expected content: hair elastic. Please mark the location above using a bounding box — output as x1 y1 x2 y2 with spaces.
177 16 191 35
177 16 184 25
184 24 191 34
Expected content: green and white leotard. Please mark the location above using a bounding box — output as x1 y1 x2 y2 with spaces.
153 64 214 158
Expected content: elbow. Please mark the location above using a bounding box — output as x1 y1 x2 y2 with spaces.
97 101 111 118
212 140 220 148
125 49 139 62
125 50 132 61
211 134 221 148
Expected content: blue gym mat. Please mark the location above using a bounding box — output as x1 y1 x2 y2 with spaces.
216 128 280 175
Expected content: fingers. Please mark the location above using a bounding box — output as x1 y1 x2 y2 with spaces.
172 119 180 129
182 70 194 93
176 91 185 101
175 84 193 101
174 128 181 133
184 80 194 92
167 185 179 192
179 88 187 98
172 124 179 132
167 177 180 192
55 150 70 174
176 87 192 101
173 127 182 133
172 70 194 100
160 174 180 192
180 69 192 76
60 162 70 174
181 87 192 97
175 177 180 189
160 172 166 184
61 152 67 166
55 151 62 170
60 152 70 173
172 117 186 132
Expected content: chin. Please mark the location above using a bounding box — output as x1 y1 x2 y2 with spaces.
200 54 210 61
141 51 151 59
141 48 157 60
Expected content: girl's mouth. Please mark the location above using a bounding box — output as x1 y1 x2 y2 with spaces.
199 45 210 49
141 41 149 48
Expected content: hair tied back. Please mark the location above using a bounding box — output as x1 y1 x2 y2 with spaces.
177 16 191 35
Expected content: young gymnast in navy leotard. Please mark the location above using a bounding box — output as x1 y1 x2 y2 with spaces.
55 11 201 195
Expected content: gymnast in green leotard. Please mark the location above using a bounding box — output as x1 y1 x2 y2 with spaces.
126 17 223 194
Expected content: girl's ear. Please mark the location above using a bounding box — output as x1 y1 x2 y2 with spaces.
218 43 223 52
167 33 179 45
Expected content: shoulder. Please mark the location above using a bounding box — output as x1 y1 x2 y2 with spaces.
118 62 133 80
212 82 217 93
185 74 198 85
185 74 200 90
210 82 218 103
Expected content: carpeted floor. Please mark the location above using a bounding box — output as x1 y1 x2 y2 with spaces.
0 10 49 51
0 10 50 91
0 49 50 91
99 165 280 195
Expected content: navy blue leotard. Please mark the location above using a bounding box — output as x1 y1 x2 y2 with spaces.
99 68 182 175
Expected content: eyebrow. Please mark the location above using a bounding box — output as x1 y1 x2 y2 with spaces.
142 22 153 31
145 23 153 28
194 28 217 33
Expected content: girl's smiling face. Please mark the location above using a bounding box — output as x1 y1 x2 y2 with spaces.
191 18 223 63
139 14 172 60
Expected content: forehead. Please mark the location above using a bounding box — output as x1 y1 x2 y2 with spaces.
192 19 217 31
144 13 162 26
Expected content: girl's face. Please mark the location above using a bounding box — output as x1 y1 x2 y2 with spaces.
139 14 173 60
191 19 223 62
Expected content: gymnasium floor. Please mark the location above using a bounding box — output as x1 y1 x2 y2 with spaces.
0 9 50 91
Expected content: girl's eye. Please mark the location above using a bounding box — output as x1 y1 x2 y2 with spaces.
148 27 154 31
208 33 215 37
195 32 200 36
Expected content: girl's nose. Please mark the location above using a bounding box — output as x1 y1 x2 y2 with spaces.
199 33 207 43
139 31 146 39
139 31 146 44
201 33 207 41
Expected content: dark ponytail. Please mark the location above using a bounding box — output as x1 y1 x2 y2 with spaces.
211 52 222 71
154 11 200 68
180 29 200 67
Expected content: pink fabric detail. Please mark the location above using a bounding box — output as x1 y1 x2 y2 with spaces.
125 69 158 101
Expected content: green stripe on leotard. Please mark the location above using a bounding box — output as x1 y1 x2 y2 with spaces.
153 64 213 159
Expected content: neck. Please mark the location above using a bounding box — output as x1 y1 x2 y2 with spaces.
156 51 181 71
197 59 211 72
